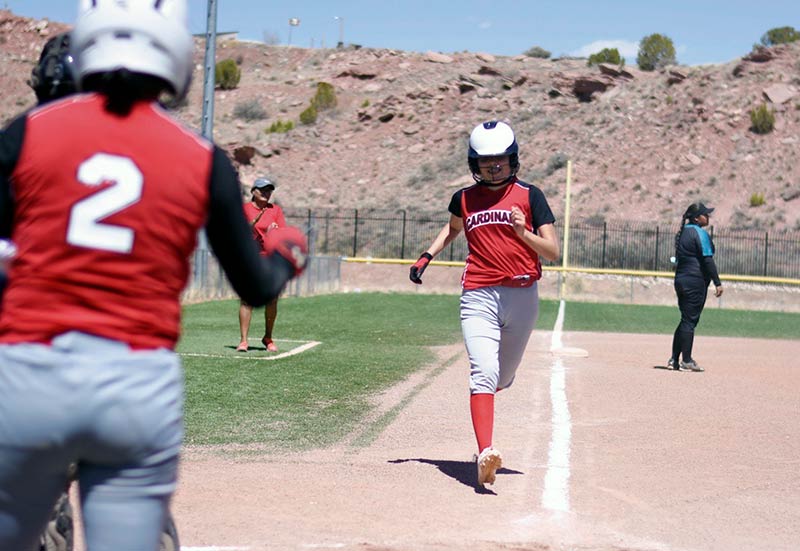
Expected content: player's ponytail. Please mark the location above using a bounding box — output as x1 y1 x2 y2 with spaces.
83 70 168 116
674 213 688 254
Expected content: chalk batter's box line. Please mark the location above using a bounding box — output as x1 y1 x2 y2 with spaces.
179 340 321 361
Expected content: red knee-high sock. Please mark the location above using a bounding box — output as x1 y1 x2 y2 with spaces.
470 393 494 453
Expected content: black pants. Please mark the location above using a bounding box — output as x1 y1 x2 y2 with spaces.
671 277 709 362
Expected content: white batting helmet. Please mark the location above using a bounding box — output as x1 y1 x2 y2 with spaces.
71 0 194 99
467 121 520 184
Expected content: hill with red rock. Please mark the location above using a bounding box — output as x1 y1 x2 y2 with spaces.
2 10 799 232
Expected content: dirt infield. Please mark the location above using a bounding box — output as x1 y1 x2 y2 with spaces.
155 329 799 551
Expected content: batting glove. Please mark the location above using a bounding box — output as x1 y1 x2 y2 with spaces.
409 252 433 284
262 226 309 276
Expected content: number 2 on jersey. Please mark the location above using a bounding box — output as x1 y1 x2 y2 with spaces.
67 153 143 254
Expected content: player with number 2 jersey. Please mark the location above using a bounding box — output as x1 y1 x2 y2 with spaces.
0 2 307 550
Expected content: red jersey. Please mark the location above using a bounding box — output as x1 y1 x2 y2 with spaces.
243 201 286 254
0 94 213 349
449 179 555 290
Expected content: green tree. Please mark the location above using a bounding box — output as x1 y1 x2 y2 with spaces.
636 33 676 71
215 59 241 90
760 26 800 46
587 47 624 67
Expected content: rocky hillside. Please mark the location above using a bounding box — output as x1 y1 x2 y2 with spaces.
2 10 799 232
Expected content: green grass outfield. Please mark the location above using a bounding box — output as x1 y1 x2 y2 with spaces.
178 293 800 449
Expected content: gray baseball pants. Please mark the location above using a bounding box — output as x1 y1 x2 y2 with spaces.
0 331 183 551
461 283 539 394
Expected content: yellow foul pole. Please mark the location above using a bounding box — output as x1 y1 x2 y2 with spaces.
559 160 572 298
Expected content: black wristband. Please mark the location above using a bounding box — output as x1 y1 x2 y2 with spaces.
420 252 433 261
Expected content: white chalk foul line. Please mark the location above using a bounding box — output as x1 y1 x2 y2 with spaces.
182 547 250 551
542 299 572 513
180 340 321 361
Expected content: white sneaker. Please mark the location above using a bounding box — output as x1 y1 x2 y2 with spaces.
476 447 502 486
681 360 704 372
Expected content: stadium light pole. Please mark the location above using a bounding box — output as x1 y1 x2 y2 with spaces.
334 16 344 48
288 17 300 46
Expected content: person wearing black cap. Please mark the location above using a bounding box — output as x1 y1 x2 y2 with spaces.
237 177 286 352
668 202 723 372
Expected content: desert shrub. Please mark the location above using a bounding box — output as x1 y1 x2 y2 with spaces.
299 103 318 125
311 82 337 110
233 99 267 121
637 33 676 71
215 58 241 90
749 192 766 207
760 26 800 46
524 46 551 59
587 47 624 67
266 119 295 133
361 99 370 108
749 103 775 134
546 152 569 175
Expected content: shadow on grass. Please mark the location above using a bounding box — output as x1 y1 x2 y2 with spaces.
223 344 271 352
388 457 523 495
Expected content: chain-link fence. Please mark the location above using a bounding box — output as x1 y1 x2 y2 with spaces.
184 215 341 302
185 208 800 301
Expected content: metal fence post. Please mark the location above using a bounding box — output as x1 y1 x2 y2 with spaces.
654 227 660 271
400 210 407 259
352 209 359 257
324 212 330 254
602 222 607 268
764 231 769 276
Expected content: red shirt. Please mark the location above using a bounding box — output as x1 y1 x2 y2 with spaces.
449 179 555 290
0 94 213 349
243 201 286 254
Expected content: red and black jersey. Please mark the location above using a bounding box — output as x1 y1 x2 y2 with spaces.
449 179 555 290
243 202 286 254
0 93 296 349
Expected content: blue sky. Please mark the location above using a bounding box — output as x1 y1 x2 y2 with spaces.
5 0 799 66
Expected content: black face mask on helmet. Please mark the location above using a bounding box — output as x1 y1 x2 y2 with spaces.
467 121 520 186
29 32 77 105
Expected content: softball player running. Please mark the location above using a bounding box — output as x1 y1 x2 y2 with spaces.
0 1 307 550
410 121 560 487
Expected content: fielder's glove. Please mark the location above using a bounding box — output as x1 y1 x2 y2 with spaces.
263 226 309 276
409 252 433 284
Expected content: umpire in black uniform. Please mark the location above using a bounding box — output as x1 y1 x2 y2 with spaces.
669 202 723 372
